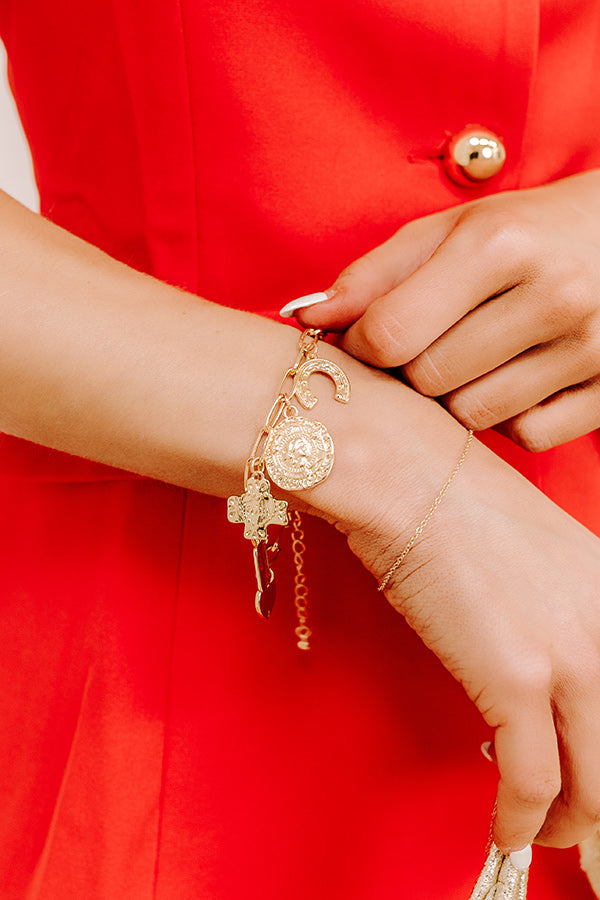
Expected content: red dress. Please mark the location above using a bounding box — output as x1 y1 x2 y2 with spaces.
0 1 598 897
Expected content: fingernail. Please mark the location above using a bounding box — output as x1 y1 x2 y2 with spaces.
509 845 532 871
480 741 495 763
279 290 334 318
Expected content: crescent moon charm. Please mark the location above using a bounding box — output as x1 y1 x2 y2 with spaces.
264 416 335 490
294 359 351 410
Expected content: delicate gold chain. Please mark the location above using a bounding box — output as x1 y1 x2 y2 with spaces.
377 429 474 592
290 511 311 651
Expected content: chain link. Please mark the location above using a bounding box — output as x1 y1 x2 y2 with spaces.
230 329 330 649
377 429 474 591
291 510 311 651
245 330 324 490
289 332 324 649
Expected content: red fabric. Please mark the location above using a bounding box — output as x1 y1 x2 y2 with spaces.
0 1 599 896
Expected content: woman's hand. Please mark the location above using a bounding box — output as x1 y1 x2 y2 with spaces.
332 427 600 855
291 345 600 856
293 169 600 451
3 184 599 859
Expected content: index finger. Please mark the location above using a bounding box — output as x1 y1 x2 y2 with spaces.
341 212 529 368
493 706 561 852
295 207 458 331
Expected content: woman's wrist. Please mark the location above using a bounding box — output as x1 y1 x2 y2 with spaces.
0 188 485 539
285 336 476 569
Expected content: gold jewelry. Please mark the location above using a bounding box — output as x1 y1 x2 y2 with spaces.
227 329 351 649
377 428 474 592
471 808 600 899
469 842 530 899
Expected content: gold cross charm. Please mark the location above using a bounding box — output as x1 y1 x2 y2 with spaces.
227 474 289 543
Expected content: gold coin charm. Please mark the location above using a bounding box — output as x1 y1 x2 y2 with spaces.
227 329 351 640
264 415 334 490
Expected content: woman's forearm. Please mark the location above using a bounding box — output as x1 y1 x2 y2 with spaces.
6 193 600 856
0 189 468 536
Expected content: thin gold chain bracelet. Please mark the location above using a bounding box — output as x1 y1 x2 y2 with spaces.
227 329 351 650
377 428 474 592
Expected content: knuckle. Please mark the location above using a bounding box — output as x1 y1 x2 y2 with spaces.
445 390 499 431
543 270 596 330
357 307 410 367
561 272 593 315
404 350 449 396
499 656 553 700
511 773 561 809
506 413 554 453
458 207 536 268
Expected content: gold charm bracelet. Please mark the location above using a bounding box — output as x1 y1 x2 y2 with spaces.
227 329 351 649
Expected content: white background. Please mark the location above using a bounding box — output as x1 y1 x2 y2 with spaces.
0 41 39 211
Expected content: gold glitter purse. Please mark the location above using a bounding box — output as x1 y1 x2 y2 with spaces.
468 829 600 898
468 844 531 900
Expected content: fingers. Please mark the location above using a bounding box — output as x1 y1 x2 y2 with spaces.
442 339 600 434
536 682 600 847
340 212 528 367
499 376 600 452
488 657 600 851
395 268 600 448
295 208 460 331
402 283 560 397
493 708 561 852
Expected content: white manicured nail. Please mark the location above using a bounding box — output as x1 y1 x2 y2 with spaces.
509 845 532 871
279 291 332 318
480 741 495 763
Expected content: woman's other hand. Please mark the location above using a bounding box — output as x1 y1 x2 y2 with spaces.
335 429 600 855
290 170 600 451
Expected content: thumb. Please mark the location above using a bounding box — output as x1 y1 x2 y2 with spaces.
279 207 458 331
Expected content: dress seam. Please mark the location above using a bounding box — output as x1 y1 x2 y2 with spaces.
173 0 201 294
27 669 93 897
152 488 188 899
513 0 541 188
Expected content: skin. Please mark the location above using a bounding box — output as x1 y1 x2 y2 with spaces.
1 187 600 858
296 170 600 852
298 169 600 452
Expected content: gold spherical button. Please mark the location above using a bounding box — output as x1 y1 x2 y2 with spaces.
443 126 506 186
